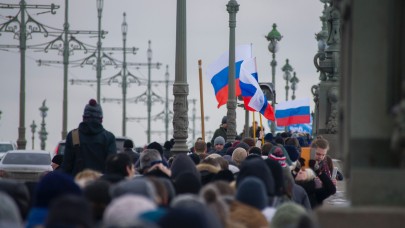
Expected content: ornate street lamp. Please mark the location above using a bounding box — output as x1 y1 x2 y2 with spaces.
96 0 104 102
30 120 37 150
290 72 299 100
265 23 282 134
38 100 48 150
281 59 294 101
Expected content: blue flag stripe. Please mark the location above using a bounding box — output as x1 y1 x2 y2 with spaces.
275 106 310 119
210 60 244 94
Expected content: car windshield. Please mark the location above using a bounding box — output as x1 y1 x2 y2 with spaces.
2 153 51 165
0 144 14 153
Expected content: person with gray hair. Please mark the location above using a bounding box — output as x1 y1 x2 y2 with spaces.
139 149 171 176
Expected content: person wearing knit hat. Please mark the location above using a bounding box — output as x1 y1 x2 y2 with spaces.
210 116 228 146
61 99 116 176
269 147 287 168
211 136 226 155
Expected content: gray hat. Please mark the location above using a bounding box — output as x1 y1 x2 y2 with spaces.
214 136 225 145
83 99 103 119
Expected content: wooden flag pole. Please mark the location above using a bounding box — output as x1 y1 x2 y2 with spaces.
259 114 264 145
252 112 256 139
198 60 206 141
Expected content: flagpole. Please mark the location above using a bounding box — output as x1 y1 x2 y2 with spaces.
252 112 256 139
259 114 264 145
198 59 206 141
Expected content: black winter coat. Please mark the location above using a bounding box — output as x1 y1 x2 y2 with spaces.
61 121 116 176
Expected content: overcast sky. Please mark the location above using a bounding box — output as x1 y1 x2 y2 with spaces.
0 0 324 150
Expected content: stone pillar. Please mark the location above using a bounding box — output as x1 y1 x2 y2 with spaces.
313 0 341 159
316 0 405 227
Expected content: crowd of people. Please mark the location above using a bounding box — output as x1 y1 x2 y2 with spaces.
0 100 343 228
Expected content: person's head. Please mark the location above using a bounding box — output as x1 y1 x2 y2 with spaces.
51 154 63 170
82 99 103 123
139 149 163 174
123 139 134 149
75 169 102 188
221 116 227 128
194 140 207 154
295 168 316 182
213 136 225 151
261 142 273 156
310 136 329 162
105 153 135 178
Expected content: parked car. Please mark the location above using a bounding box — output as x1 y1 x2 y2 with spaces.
53 136 131 156
0 141 18 160
54 140 66 156
0 150 52 181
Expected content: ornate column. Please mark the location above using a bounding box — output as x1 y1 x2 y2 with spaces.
171 0 189 154
226 0 239 143
313 0 341 158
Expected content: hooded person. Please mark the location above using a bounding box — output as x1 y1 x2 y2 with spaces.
0 192 23 228
170 153 201 195
61 99 117 176
26 172 82 228
236 156 276 207
0 179 30 221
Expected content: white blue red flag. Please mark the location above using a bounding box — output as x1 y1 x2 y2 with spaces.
206 44 251 108
275 98 311 126
239 57 275 121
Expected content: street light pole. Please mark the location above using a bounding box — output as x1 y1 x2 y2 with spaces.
164 65 170 141
265 23 282 135
171 0 189 154
147 40 153 143
39 100 48 150
282 59 293 101
226 0 239 143
96 0 103 103
30 120 37 150
61 0 69 140
121 12 128 136
290 72 299 100
282 59 293 132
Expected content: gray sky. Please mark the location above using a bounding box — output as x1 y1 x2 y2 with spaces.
0 0 323 150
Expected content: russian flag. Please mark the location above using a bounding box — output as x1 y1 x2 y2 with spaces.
239 57 275 121
206 44 252 108
275 98 311 126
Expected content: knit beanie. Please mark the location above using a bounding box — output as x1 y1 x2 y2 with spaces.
34 171 82 208
214 136 225 145
264 133 274 142
269 147 287 168
221 116 227 124
147 142 164 156
83 99 103 119
51 154 63 166
236 176 267 210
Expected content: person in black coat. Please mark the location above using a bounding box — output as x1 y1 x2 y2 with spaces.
294 167 336 209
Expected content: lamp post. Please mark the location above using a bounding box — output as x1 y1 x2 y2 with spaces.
38 100 48 150
171 0 189 154
0 1 59 149
121 12 128 136
282 59 293 132
290 72 299 100
147 40 153 143
281 59 293 101
265 23 282 135
30 120 37 150
226 0 239 143
96 0 103 103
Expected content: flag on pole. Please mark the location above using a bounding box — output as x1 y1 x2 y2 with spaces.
275 98 311 126
206 44 251 108
239 57 275 121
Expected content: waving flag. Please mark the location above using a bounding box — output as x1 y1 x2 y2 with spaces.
275 98 311 126
207 44 251 108
239 57 275 121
